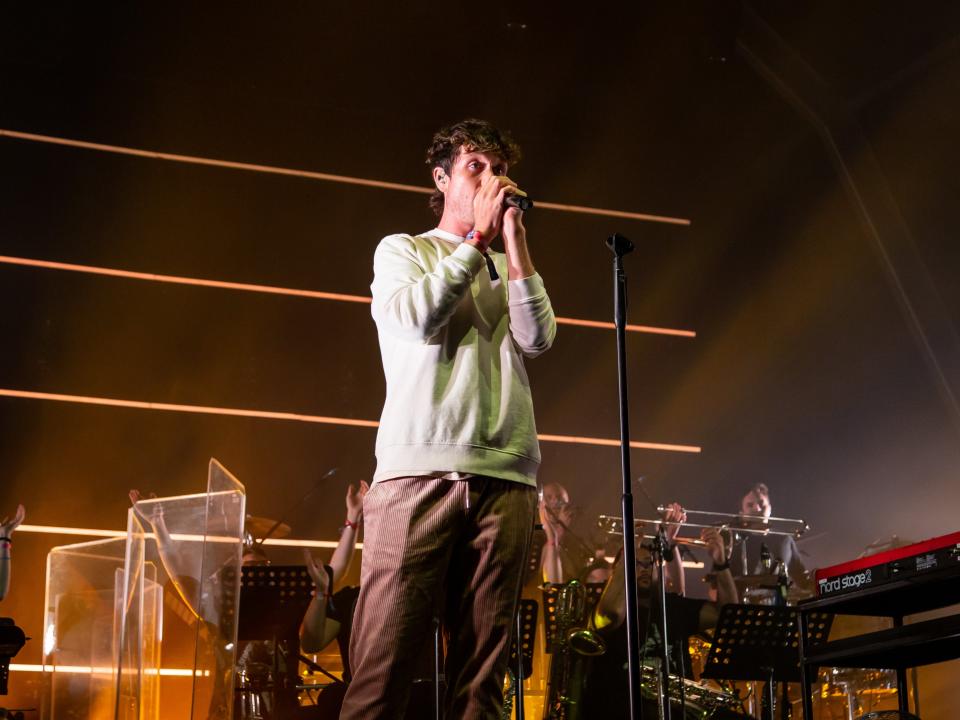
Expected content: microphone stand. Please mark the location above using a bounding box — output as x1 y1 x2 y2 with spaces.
606 233 644 720
634 478 676 720
257 467 338 546
650 524 672 720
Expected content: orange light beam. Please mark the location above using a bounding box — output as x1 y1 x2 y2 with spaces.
0 388 379 427
553 316 696 338
0 388 701 453
18 524 127 539
0 254 371 304
11 664 211 677
0 254 696 337
537 433 701 454
0 128 691 226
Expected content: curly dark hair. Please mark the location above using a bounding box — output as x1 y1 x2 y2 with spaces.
425 118 521 218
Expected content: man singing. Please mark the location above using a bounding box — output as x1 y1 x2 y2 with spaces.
340 119 556 719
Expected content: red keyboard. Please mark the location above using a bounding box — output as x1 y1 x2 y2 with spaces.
815 531 960 598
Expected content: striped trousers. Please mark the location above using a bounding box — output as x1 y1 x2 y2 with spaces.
339 475 537 720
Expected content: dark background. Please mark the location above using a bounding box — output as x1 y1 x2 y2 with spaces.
2 0 959 710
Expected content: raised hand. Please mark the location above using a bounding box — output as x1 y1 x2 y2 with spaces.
660 502 687 543
700 527 727 565
303 549 330 597
538 498 558 542
129 489 159 521
0 504 25 537
471 173 520 245
345 481 369 524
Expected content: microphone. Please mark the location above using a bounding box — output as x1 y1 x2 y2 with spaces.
505 194 533 211
760 542 772 572
634 475 660 516
259 466 338 543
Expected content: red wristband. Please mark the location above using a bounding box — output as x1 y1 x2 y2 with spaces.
344 518 359 530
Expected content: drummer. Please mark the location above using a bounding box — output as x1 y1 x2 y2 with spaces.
581 504 739 717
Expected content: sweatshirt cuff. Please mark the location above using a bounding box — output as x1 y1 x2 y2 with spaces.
452 241 486 275
508 272 546 302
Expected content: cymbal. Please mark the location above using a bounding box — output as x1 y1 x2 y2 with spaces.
860 534 913 558
245 514 291 539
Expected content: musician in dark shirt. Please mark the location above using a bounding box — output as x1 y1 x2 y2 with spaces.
734 483 811 596
583 521 738 718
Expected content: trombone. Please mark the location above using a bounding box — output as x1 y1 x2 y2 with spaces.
653 506 809 538
596 515 709 547
596 507 808 548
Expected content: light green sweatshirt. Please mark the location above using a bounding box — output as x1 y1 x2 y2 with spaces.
370 228 556 486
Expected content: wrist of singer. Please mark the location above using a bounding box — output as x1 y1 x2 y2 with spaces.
466 228 493 250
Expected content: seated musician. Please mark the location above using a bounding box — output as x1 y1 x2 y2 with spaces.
581 504 739 717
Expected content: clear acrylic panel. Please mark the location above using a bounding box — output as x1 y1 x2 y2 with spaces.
130 459 246 719
189 459 246 719
42 458 245 720
114 509 161 719
41 536 130 720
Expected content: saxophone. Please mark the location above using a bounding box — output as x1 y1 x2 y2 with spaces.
544 581 606 720
500 668 516 720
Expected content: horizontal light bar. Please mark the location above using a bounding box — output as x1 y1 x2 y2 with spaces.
0 254 695 337
18 524 343 549
0 254 371 304
19 524 127 538
0 129 691 226
0 388 378 427
11 664 209 677
537 432 700 454
0 388 701 453
553 316 695 338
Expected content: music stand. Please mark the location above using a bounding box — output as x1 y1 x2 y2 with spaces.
237 565 314 641
523 530 547 587
702 604 832 719
235 565 315 714
509 599 539 678
506 599 539 720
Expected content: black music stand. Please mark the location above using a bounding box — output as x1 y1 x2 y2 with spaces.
506 599 539 720
509 599 539 679
237 565 315 715
237 565 314 641
702 604 832 720
523 530 547 587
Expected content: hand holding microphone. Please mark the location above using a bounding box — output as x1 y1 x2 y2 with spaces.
471 175 533 242
505 191 533 211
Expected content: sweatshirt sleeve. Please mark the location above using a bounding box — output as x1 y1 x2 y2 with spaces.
507 273 556 357
371 234 486 342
